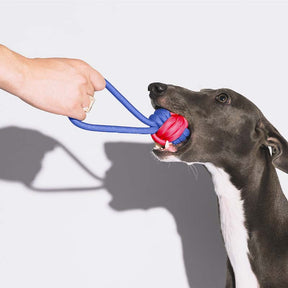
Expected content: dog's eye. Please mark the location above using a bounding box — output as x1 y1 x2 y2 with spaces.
216 93 230 104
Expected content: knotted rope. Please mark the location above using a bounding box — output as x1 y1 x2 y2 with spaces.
69 79 190 146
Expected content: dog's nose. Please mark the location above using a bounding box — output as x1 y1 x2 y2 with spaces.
148 82 167 95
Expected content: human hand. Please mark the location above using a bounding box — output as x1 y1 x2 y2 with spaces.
0 45 105 120
20 57 105 120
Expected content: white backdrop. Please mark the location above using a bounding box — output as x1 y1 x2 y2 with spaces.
1 1 288 288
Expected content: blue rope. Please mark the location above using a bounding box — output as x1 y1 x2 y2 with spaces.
69 79 190 144
69 79 160 134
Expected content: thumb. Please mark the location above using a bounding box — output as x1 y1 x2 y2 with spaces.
89 68 106 91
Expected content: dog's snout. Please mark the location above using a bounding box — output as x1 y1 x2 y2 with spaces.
148 82 167 96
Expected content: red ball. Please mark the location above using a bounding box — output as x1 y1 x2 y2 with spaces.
151 113 189 146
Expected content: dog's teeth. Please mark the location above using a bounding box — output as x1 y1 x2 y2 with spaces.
165 141 170 149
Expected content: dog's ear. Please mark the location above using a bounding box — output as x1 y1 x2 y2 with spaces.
258 117 288 173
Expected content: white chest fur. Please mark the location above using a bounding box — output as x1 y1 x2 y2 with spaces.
203 163 259 288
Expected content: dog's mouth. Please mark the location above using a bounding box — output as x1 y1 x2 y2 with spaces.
151 107 192 156
152 135 190 153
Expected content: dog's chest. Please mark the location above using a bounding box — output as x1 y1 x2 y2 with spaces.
204 163 259 288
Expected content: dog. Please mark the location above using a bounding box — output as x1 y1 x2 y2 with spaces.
148 83 288 288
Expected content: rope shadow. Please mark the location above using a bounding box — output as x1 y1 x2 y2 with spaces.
104 142 226 288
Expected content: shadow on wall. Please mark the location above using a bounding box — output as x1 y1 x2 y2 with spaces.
0 126 103 191
0 126 226 288
104 142 226 288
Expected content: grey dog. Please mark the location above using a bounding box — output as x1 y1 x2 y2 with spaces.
149 83 288 288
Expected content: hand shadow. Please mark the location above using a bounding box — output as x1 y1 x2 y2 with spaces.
104 142 226 288
0 126 103 191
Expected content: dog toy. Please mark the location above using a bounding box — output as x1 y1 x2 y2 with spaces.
69 79 190 147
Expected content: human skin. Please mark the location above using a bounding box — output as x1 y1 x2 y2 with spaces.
0 44 106 120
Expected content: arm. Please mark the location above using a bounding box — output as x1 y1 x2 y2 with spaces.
0 45 105 120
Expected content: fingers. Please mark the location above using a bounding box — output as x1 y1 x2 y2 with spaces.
70 108 86 121
70 84 95 120
77 110 86 121
65 60 104 120
74 67 102 119
82 96 95 113
82 95 91 110
67 94 91 121
86 81 95 96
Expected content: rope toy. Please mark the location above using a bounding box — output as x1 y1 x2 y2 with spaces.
69 79 190 147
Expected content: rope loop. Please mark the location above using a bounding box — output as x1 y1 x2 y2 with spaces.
69 79 190 146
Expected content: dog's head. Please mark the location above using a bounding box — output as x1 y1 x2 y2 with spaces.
149 83 288 174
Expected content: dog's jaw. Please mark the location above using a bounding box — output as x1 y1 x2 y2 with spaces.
152 135 193 161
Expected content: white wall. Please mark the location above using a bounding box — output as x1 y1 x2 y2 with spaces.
0 1 288 288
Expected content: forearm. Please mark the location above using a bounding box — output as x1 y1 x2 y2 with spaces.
0 44 27 95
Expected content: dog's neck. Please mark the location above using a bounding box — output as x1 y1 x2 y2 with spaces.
203 149 288 287
204 162 260 288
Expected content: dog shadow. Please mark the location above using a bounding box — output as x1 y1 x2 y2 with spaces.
0 126 226 287
104 142 226 288
0 126 103 191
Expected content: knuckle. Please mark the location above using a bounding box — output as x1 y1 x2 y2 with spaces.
78 111 86 121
